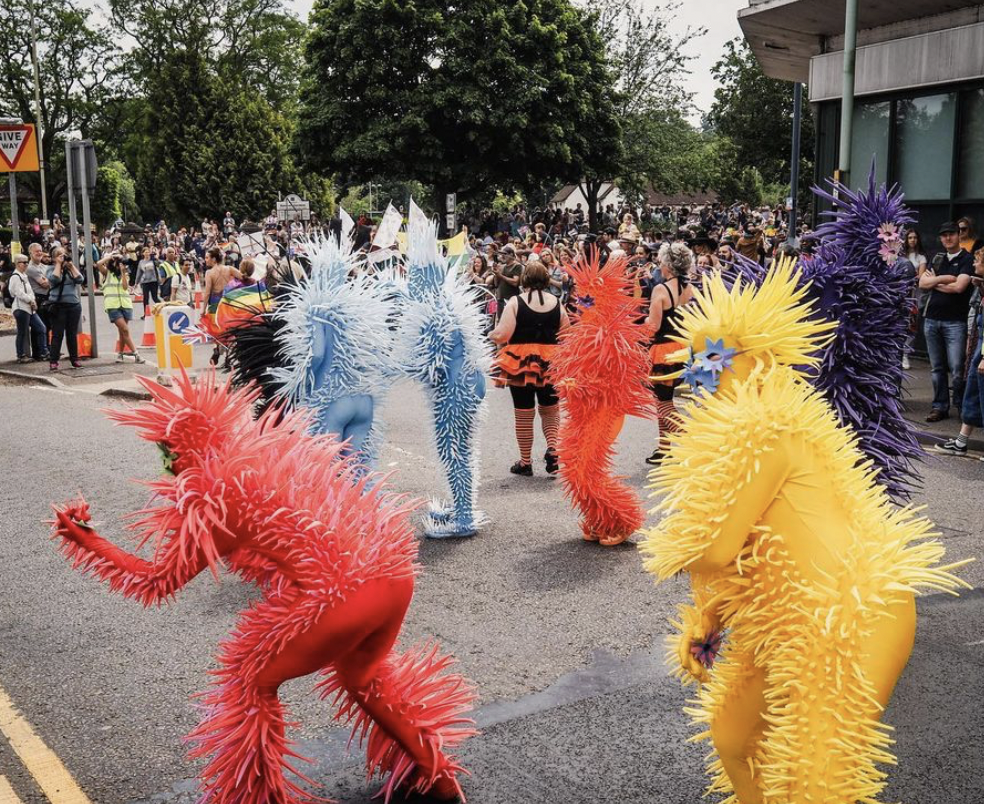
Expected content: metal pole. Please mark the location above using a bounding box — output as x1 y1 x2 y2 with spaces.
8 174 19 254
788 82 803 245
65 141 78 268
28 0 48 223
77 142 99 358
837 0 859 187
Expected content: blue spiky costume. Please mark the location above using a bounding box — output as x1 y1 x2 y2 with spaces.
227 236 397 471
393 219 492 538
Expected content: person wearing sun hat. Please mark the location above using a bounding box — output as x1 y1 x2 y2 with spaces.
920 220 976 422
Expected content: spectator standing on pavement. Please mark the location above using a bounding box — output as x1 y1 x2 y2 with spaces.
46 248 85 371
8 254 48 364
25 243 50 340
96 252 145 365
157 247 180 301
935 248 984 458
920 221 976 421
903 229 928 370
170 257 196 305
492 245 522 320
136 247 159 313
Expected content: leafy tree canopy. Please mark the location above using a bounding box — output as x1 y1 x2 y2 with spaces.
297 0 622 209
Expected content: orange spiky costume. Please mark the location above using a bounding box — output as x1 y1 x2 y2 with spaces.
51 371 476 804
549 253 654 545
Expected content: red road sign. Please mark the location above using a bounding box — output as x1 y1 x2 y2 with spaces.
0 124 40 173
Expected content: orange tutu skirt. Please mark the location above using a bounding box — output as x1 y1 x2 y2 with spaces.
494 342 558 388
650 340 682 387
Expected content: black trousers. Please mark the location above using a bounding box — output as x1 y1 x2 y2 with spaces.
509 384 559 409
49 302 82 362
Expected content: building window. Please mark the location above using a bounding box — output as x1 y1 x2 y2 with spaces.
895 93 956 200
958 88 984 199
849 101 889 189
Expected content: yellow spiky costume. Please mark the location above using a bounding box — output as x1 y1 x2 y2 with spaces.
641 259 970 804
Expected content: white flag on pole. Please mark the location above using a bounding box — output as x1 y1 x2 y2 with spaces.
339 205 355 240
368 203 402 264
409 198 429 232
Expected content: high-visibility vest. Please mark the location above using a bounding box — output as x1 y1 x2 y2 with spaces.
103 271 133 312
158 261 179 281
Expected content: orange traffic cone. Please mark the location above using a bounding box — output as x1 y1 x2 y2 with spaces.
140 305 156 348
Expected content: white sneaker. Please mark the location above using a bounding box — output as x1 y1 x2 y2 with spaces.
133 353 146 364
902 355 910 370
115 353 125 363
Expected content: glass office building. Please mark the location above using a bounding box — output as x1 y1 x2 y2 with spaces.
740 0 984 246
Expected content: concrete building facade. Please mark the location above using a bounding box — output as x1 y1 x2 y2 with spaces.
740 1 984 242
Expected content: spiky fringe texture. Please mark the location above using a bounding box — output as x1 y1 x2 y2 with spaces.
549 253 655 542
642 370 968 803
51 370 478 803
672 257 835 374
317 642 477 803
269 235 397 406
726 172 923 501
394 218 493 535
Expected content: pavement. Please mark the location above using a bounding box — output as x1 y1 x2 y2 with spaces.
0 320 981 804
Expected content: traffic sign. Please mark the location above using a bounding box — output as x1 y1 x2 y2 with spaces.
0 124 40 173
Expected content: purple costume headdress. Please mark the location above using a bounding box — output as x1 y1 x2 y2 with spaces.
727 167 922 502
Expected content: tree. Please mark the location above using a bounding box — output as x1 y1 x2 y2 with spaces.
582 0 706 210
92 164 122 226
707 38 815 204
127 50 319 224
108 0 305 113
297 0 622 230
0 0 125 214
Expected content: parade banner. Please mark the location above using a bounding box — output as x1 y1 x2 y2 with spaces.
339 205 355 240
368 203 402 264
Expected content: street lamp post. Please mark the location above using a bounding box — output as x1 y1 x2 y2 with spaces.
837 0 859 189
788 82 803 244
28 0 48 223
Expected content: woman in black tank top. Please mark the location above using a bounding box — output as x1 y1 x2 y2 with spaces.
491 261 571 476
646 242 695 465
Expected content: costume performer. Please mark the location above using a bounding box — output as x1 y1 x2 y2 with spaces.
727 171 922 502
490 260 570 476
392 219 492 539
641 260 968 804
51 371 476 804
645 242 695 466
226 236 397 471
550 252 653 545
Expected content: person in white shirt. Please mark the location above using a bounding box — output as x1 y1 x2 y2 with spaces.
170 257 196 307
8 254 48 363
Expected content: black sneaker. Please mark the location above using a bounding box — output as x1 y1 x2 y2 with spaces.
935 438 968 456
925 409 949 423
645 449 665 466
509 461 533 476
544 449 559 475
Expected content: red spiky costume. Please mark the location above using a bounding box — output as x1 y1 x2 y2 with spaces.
549 253 654 545
50 371 476 804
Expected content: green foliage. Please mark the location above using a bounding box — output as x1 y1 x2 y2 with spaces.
707 38 814 202
128 50 305 223
297 0 622 207
0 0 125 214
92 165 122 226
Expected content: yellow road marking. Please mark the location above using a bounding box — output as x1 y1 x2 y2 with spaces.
0 686 91 804
0 776 24 804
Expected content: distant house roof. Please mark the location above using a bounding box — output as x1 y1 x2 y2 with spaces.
550 185 580 205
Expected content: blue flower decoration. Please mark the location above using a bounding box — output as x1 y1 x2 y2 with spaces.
576 294 595 309
682 337 738 396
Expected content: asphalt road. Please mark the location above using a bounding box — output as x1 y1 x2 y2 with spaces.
0 379 981 804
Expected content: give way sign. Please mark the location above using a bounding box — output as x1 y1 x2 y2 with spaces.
0 124 40 173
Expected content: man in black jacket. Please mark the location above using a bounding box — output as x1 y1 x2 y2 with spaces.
919 221 976 421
